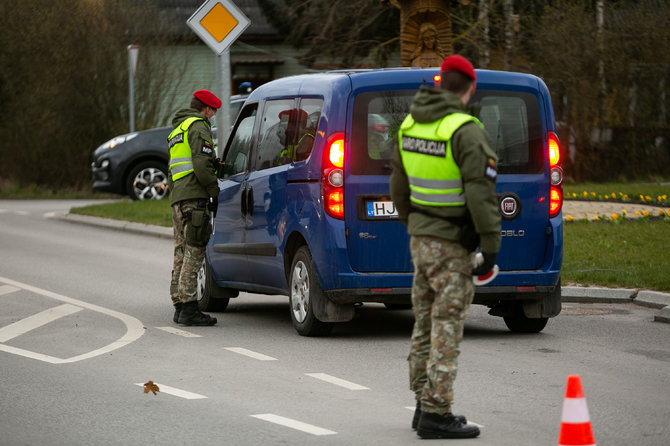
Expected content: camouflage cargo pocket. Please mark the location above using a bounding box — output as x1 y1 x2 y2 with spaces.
185 208 212 247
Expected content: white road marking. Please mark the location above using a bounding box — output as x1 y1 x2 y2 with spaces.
404 406 484 428
155 326 202 338
0 303 82 342
251 414 337 436
0 276 145 364
0 285 20 296
134 383 207 399
305 373 369 390
14 210 29 216
43 211 57 218
224 347 277 361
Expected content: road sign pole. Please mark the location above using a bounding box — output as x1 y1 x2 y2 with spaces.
216 49 231 158
127 45 139 133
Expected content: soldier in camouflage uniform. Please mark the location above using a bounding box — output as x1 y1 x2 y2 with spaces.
168 90 221 326
390 55 501 439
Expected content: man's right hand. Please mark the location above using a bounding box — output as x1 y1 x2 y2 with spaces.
472 252 497 276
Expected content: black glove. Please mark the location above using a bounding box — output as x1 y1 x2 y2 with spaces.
472 252 497 276
208 197 218 218
211 157 223 175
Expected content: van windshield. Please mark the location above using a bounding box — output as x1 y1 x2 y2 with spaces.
351 89 543 175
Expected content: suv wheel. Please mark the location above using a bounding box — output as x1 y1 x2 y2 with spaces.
289 247 334 336
126 161 168 200
197 259 230 312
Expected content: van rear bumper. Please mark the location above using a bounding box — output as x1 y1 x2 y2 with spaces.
323 270 561 305
327 287 412 304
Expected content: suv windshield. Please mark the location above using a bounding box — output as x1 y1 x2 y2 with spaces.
351 89 543 175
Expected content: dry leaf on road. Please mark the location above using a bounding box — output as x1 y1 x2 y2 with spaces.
143 381 160 395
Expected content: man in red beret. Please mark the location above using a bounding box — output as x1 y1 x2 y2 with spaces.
166 89 222 326
391 55 501 439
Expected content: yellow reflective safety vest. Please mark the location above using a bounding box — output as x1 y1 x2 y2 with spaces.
398 112 483 207
279 131 315 160
167 116 205 181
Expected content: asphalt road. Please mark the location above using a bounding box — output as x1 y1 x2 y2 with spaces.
1 199 669 446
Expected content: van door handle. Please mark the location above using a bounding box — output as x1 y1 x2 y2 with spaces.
247 187 254 216
241 187 247 215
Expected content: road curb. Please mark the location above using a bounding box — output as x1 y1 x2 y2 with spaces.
58 213 173 239
563 286 670 324
57 212 670 324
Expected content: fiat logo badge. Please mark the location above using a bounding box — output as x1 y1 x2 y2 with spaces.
499 193 521 220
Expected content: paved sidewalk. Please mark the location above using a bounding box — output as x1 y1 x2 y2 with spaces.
56 209 670 324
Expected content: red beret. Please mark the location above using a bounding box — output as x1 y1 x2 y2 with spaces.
193 89 222 109
440 55 476 81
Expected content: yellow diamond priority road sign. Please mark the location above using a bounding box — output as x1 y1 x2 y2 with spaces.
187 0 250 55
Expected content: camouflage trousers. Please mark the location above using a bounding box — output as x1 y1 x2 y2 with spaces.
170 199 207 305
408 235 475 415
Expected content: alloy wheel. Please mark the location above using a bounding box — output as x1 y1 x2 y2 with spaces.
291 260 310 323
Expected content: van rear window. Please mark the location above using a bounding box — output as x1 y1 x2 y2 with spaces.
351 89 543 175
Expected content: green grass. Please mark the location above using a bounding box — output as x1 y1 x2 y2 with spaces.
70 199 172 227
563 219 670 292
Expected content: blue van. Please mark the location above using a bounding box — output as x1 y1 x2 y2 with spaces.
198 68 564 336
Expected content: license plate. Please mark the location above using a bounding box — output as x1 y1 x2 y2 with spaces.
366 200 398 218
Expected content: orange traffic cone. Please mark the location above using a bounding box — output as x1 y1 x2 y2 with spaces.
558 375 596 446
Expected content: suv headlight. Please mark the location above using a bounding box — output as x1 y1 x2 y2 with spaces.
99 132 138 149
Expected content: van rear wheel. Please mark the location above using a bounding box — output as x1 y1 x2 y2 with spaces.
289 247 334 337
503 313 549 333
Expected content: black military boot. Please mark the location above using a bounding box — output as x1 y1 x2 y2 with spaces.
177 301 217 326
417 411 480 439
173 303 182 323
412 401 467 430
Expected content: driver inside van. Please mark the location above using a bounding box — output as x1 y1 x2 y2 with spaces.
277 108 313 164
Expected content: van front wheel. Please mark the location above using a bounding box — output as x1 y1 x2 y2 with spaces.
197 259 232 312
289 247 334 337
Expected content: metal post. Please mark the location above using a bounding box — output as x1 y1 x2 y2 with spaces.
215 49 231 158
127 45 139 133
128 56 135 133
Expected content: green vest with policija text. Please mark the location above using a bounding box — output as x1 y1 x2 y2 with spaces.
398 112 483 207
168 116 206 181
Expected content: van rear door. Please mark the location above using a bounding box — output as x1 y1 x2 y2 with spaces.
344 89 417 273
474 88 549 270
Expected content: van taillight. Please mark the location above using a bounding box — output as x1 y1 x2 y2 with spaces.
550 187 562 217
548 131 563 218
548 133 560 167
322 133 345 219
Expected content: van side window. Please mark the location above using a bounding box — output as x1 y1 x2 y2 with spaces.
221 105 257 178
256 99 296 169
255 99 323 170
294 98 323 162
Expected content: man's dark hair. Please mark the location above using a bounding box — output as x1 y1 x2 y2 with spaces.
190 97 207 111
440 71 473 95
